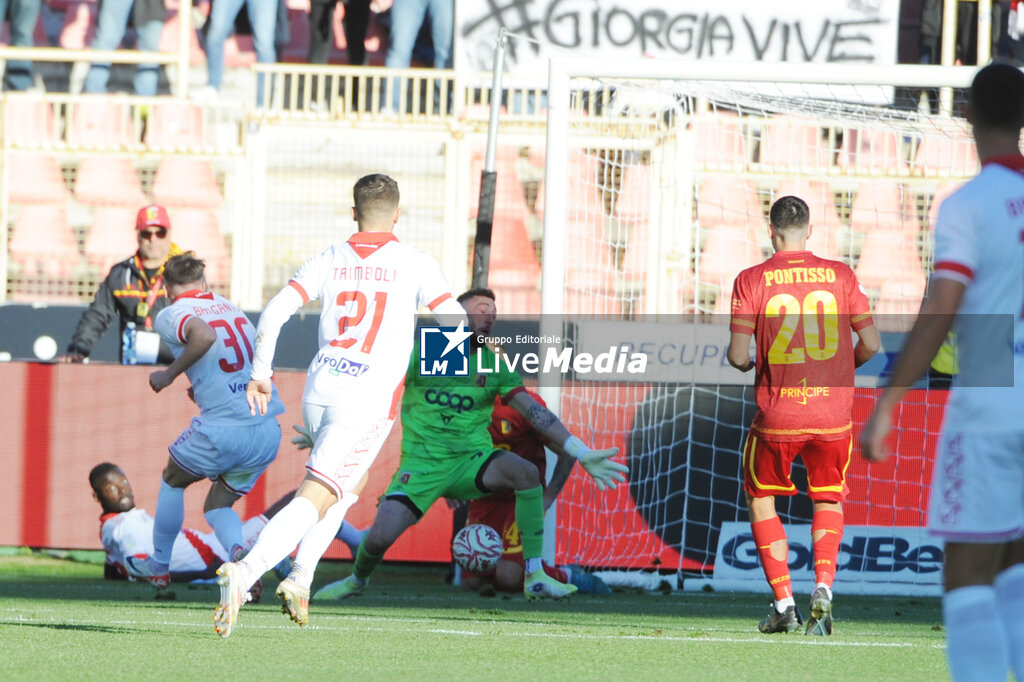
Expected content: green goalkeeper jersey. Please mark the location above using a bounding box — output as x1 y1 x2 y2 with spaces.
401 340 524 460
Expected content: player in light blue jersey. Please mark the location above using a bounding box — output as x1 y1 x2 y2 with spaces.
125 252 284 591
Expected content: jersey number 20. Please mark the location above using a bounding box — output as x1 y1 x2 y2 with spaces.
765 291 839 365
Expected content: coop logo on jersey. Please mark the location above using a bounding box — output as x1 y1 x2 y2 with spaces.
419 323 472 376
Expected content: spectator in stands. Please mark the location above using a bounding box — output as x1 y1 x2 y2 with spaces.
58 205 180 365
82 0 166 96
197 0 277 103
380 0 452 112
0 0 41 91
309 0 370 65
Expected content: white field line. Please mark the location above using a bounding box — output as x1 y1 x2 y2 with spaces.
0 612 944 649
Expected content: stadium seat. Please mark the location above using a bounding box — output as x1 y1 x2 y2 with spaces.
67 96 133 150
692 112 748 170
468 146 530 224
153 158 224 209
84 207 137 271
759 116 829 172
489 266 541 316
874 274 926 332
157 12 206 66
773 178 843 259
614 164 651 226
6 154 71 204
145 100 209 151
74 157 147 206
564 219 620 315
695 224 763 297
167 209 230 283
839 127 906 174
696 177 765 233
854 231 925 294
488 216 537 269
3 95 57 147
8 206 79 278
913 127 978 177
849 181 911 234
58 1 96 49
535 151 604 224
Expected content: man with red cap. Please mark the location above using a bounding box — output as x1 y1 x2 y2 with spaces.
59 205 182 365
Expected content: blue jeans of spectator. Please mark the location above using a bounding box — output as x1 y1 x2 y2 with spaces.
83 0 162 96
384 0 452 112
0 0 41 91
205 0 276 104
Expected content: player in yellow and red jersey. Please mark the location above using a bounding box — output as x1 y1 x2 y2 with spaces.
727 195 880 636
461 390 610 595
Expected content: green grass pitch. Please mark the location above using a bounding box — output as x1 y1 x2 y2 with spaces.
0 549 946 681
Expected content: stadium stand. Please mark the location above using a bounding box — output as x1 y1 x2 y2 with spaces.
7 154 72 204
9 205 79 278
67 96 133 150
83 206 138 271
152 158 224 209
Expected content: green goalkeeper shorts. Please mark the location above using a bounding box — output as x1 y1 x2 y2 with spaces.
383 448 505 517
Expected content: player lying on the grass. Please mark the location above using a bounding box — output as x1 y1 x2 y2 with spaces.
728 196 879 636
315 288 627 603
457 390 609 595
122 253 286 590
90 463 366 595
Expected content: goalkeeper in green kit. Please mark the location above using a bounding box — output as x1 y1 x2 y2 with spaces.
315 288 628 601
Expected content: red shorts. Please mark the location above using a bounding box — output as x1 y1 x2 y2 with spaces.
463 495 522 578
742 429 851 503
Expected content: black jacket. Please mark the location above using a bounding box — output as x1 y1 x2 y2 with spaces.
67 251 178 364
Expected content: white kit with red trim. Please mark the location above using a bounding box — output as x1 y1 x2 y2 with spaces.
932 155 1024 433
265 232 463 409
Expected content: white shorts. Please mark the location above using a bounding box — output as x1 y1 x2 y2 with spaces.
302 401 395 498
928 430 1024 542
169 417 282 494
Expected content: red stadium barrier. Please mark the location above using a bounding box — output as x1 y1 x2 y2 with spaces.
0 362 947 570
0 362 454 563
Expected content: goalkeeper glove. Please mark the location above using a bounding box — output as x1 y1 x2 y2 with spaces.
291 424 315 450
564 436 628 491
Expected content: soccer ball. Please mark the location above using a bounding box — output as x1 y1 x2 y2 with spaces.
451 524 503 573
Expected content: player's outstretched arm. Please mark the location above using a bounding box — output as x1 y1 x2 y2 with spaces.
507 391 628 491
149 318 216 393
861 278 965 462
249 285 304 383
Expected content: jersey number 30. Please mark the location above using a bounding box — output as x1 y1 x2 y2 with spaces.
765 291 839 365
209 317 254 373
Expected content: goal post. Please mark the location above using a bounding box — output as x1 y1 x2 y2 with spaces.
540 58 980 594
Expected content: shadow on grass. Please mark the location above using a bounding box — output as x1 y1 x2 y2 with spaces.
0 556 943 628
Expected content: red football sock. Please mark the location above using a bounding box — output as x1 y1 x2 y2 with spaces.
812 509 844 588
751 517 792 601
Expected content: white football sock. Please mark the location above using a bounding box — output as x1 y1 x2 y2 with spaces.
774 596 795 612
239 496 318 587
291 495 358 590
205 506 244 559
943 585 1010 681
151 481 183 571
525 557 542 574
814 582 833 600
995 563 1024 681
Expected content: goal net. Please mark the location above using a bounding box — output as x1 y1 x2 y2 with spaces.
539 60 976 594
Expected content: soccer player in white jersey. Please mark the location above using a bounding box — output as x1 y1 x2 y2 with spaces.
861 63 1024 682
124 253 285 591
213 173 466 637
